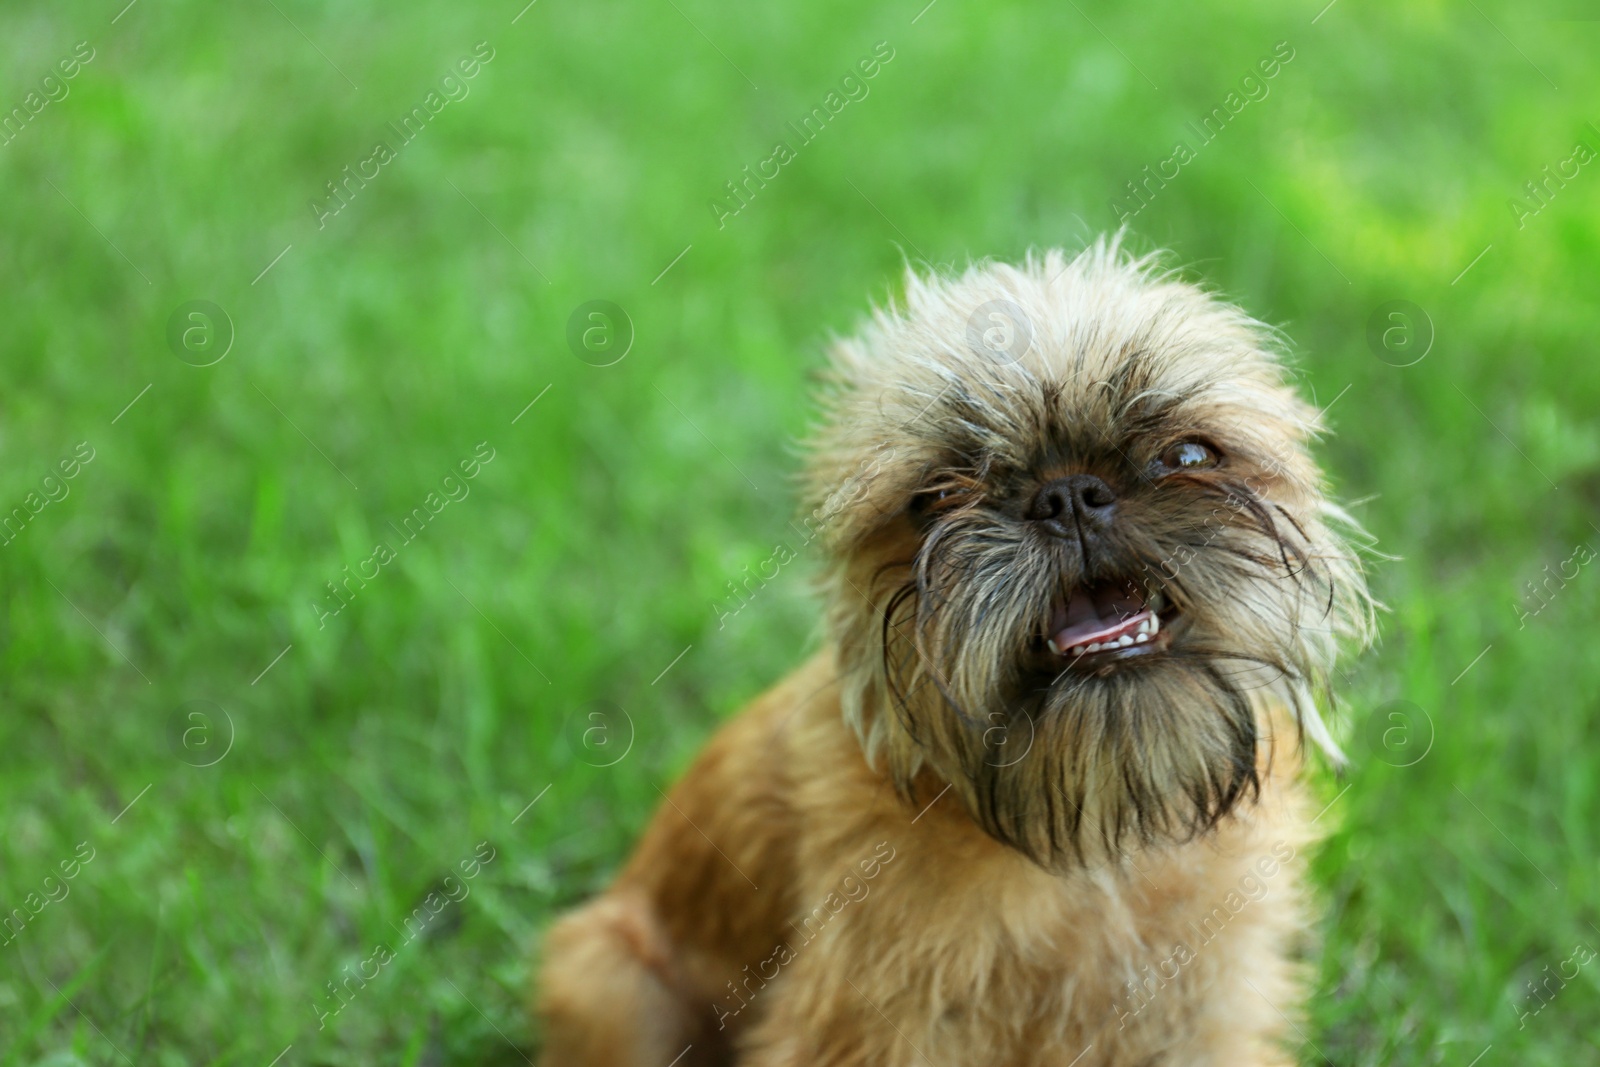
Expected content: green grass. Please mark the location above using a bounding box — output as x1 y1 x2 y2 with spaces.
1 0 1596 1062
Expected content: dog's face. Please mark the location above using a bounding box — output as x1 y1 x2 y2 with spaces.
805 242 1372 869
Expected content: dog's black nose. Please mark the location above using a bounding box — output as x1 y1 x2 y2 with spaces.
1028 474 1117 534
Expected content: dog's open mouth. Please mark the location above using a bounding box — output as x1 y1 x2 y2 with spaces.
1044 580 1176 669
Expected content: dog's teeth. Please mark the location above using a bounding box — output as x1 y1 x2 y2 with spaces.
1048 637 1064 654
1135 633 1149 643
1116 635 1133 647
1086 642 1102 653
1148 613 1160 634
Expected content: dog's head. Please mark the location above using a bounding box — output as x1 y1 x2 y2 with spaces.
804 239 1373 868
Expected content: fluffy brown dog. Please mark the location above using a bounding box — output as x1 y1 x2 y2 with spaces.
537 240 1374 1066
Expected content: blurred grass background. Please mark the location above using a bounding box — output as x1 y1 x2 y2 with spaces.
1 0 1597 1062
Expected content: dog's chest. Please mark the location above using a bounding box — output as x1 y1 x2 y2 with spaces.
789 812 1296 1062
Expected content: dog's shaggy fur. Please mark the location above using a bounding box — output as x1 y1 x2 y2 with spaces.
536 239 1373 1066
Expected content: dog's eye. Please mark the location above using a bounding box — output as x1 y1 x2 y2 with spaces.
910 487 967 515
1158 441 1220 472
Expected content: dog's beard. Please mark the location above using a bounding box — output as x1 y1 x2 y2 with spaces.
853 488 1331 869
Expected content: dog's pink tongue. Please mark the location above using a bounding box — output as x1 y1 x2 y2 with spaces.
1052 586 1147 646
